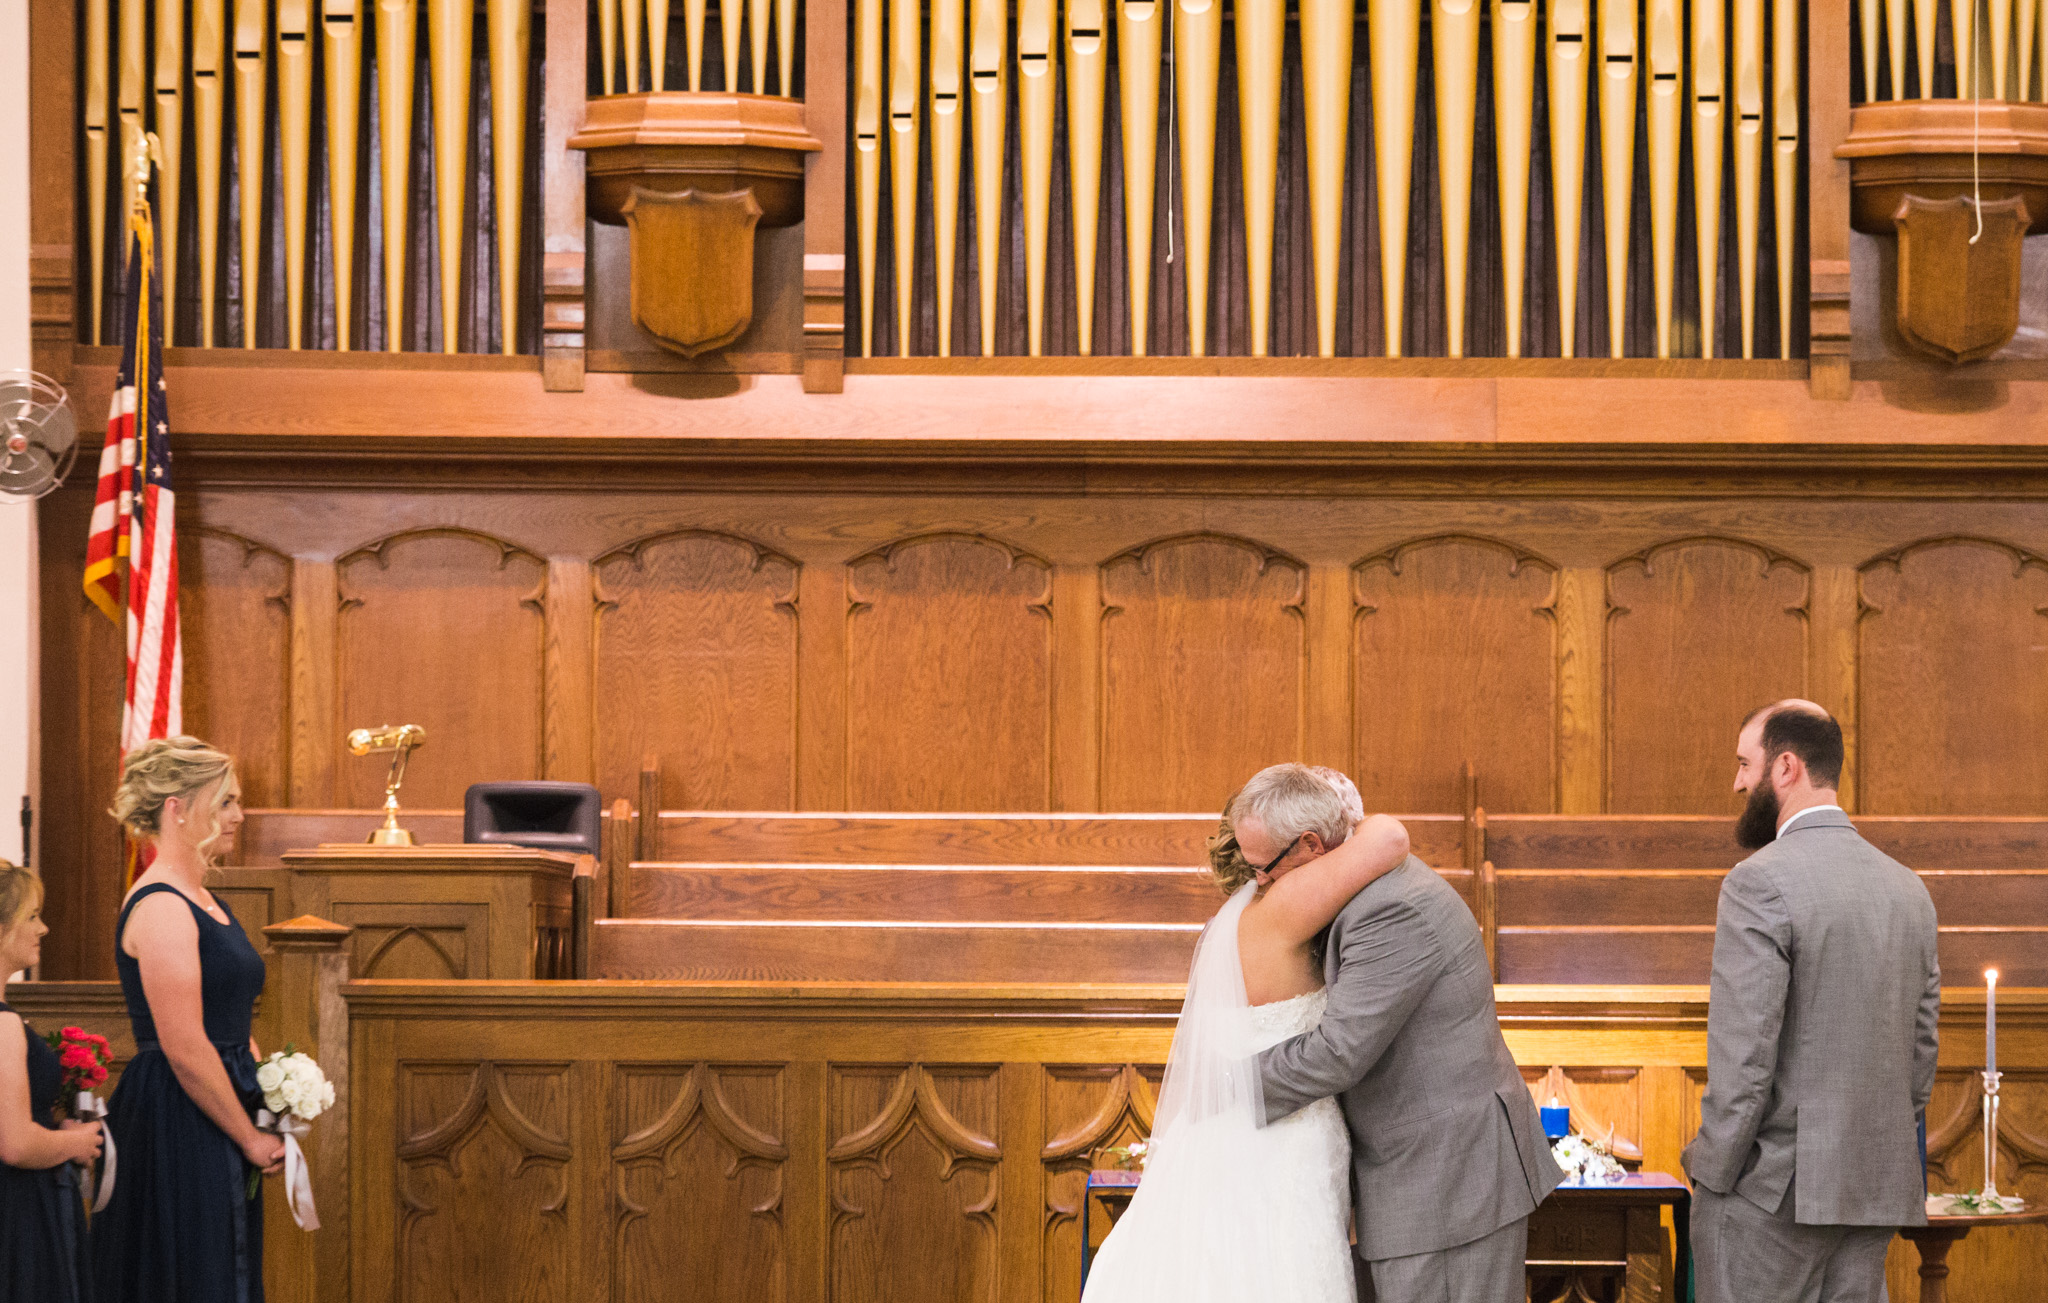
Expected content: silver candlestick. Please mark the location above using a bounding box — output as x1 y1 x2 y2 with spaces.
1982 1069 2003 1199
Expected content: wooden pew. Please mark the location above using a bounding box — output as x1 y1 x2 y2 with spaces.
1486 815 2048 985
621 862 1227 922
648 810 1466 868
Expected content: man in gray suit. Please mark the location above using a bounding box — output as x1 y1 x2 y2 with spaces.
1242 797 1561 1302
1683 701 1941 1303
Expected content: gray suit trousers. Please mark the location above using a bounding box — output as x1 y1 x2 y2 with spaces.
1693 1186 1895 1303
1358 1216 1529 1303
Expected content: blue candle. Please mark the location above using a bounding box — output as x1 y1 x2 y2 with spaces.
1541 1103 1571 1139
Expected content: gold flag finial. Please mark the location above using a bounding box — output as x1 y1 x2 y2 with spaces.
127 131 163 212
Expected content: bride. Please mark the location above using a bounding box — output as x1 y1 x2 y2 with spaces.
1082 766 1410 1303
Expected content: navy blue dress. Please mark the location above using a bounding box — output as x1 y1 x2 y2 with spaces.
0 1001 93 1302
94 883 269 1303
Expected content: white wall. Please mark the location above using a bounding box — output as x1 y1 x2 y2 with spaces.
1 0 39 871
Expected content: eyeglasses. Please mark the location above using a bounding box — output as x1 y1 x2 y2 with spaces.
1256 834 1304 880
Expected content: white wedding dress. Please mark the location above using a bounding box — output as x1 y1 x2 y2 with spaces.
1079 884 1356 1303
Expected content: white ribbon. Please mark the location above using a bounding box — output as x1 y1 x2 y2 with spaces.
256 1109 320 1231
72 1091 116 1214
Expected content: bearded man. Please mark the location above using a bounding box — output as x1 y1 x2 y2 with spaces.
1682 701 1941 1303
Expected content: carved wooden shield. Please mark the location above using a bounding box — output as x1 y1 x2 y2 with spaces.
1893 193 2031 364
621 187 764 357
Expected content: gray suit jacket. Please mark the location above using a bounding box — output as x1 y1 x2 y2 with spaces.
1257 857 1561 1261
1681 808 1940 1227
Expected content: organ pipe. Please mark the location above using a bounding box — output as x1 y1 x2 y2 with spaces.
1648 0 1682 357
279 0 315 348
1492 0 1536 357
1431 0 1479 357
1237 0 1286 356
376 0 416 349
1118 0 1163 355
931 0 966 355
192 0 225 344
1069 0 1109 354
1175 0 1223 355
1300 0 1354 357
489 0 530 353
154 0 185 340
1772 0 1799 358
86 0 109 343
889 0 921 356
1548 0 1590 356
1734 0 1762 358
428 0 474 352
1369 0 1420 355
1019 0 1057 356
232 0 265 347
854 0 882 354
1693 0 1724 356
323 0 362 349
969 0 1006 355
1598 0 1638 357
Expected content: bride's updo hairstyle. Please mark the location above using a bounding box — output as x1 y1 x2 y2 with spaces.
1211 764 1354 896
110 736 240 861
1206 790 1256 895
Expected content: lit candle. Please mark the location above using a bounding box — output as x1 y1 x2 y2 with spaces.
1986 968 1999 1079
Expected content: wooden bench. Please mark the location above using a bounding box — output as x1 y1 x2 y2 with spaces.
1485 815 2048 985
590 811 1474 980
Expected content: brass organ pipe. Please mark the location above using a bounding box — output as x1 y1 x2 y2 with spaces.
752 0 772 89
621 0 642 89
1693 0 1723 356
888 0 921 356
376 0 416 349
1432 0 1479 357
1368 0 1419 355
489 0 529 354
322 0 361 349
931 0 966 354
118 0 146 211
682 0 702 88
155 0 186 342
428 0 473 352
1886 0 1906 97
1491 0 1536 357
1771 0 1797 358
1068 0 1109 354
1647 0 1681 357
193 0 225 345
599 0 617 92
278 0 315 348
1019 0 1058 356
724 0 744 95
2021 0 2039 100
1734 0 1761 358
779 0 796 93
1547 0 1589 356
1236 0 1285 356
1597 0 1637 357
1300 0 1353 357
1992 0 2013 97
1950 0 1973 98
86 0 109 343
1859 0 1879 99
648 0 669 89
1118 0 1163 355
232 0 266 348
1175 0 1223 355
969 0 1005 355
854 0 882 354
1913 0 1935 96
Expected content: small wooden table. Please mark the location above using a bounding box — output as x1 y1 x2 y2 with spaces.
1898 1206 2048 1303
1079 1169 1689 1301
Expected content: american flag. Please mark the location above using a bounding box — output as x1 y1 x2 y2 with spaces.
82 190 182 772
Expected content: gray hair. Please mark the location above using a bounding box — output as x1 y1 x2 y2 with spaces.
1309 766 1365 825
1228 764 1354 851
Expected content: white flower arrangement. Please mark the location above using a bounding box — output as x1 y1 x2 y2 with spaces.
256 1050 335 1122
1099 1139 1150 1171
251 1046 334 1230
1550 1132 1626 1186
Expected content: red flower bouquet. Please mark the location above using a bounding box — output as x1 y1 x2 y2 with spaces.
44 1026 113 1101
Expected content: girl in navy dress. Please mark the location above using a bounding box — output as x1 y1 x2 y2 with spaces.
94 739 284 1303
0 861 105 1303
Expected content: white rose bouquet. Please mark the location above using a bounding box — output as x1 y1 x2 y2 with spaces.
249 1046 334 1229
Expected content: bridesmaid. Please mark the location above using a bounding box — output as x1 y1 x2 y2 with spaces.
0 860 104 1303
94 738 285 1303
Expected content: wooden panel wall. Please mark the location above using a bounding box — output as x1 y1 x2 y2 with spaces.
34 454 2048 975
341 984 2046 1303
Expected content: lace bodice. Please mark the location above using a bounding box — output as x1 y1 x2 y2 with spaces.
1246 988 1327 1052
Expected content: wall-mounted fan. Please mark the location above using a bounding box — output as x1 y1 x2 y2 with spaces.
0 371 78 500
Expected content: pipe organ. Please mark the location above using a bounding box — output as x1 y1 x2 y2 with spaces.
848 0 1820 359
76 0 551 352
1856 0 2045 99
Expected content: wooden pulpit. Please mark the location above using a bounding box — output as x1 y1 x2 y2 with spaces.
277 845 580 980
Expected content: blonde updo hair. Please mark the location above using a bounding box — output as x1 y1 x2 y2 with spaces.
110 736 240 860
1207 791 1257 896
0 860 42 932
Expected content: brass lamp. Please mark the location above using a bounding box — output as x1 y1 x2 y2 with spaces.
347 724 425 846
